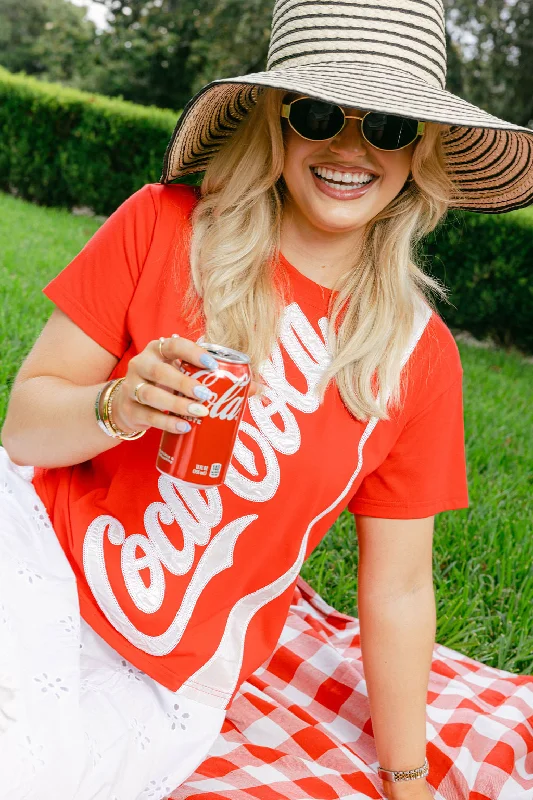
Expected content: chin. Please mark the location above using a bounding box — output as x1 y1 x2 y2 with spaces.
306 204 370 234
317 217 366 234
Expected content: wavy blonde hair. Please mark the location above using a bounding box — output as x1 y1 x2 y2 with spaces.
186 87 459 421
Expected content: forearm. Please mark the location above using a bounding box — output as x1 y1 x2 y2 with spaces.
1 376 121 468
358 581 436 775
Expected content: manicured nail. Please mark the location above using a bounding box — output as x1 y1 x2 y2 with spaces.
200 353 218 371
187 402 209 417
175 420 191 433
194 385 212 401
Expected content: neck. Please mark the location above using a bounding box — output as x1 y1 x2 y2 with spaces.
280 202 364 290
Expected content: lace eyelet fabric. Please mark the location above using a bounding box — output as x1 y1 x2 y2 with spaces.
0 447 225 800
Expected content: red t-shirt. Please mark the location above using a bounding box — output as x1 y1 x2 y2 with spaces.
33 183 469 709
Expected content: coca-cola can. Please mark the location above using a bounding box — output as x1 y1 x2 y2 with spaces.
156 343 251 489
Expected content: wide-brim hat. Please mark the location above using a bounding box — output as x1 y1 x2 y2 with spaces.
160 0 533 214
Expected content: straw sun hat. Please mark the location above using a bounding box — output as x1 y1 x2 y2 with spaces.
160 0 533 213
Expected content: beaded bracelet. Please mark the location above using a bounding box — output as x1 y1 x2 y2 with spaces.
377 756 429 783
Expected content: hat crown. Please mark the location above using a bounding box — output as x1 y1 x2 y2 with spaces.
267 0 447 89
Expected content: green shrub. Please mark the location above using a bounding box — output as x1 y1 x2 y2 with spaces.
423 207 533 353
0 66 178 216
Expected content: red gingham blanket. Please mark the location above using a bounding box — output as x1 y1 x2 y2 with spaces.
171 578 533 800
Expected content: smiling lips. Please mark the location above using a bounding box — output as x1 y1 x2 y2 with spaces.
311 166 377 192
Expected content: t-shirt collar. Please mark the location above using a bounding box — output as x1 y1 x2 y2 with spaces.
278 252 338 313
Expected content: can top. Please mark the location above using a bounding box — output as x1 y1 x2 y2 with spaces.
201 342 251 365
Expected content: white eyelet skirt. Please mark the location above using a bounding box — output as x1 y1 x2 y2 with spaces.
0 446 225 800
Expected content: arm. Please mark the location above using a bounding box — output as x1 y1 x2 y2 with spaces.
355 514 436 800
1 308 218 469
2 308 121 467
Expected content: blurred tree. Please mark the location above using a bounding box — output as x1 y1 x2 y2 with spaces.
83 0 205 110
185 0 272 94
445 30 467 97
0 0 96 85
85 0 273 110
444 0 533 126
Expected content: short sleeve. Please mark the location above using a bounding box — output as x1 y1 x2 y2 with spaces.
43 184 158 358
348 375 469 519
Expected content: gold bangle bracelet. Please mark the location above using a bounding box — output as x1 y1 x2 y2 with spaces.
95 380 116 437
103 378 146 441
100 380 118 436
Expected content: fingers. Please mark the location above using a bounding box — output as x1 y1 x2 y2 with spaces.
117 335 257 436
129 404 196 435
248 379 265 397
141 357 213 403
157 336 218 372
115 335 220 436
115 378 211 436
131 381 210 420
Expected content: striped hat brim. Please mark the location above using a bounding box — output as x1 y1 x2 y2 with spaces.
161 62 533 214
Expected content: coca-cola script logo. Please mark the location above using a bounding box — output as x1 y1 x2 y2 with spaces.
188 368 251 422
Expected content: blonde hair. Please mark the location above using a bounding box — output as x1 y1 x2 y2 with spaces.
186 88 458 421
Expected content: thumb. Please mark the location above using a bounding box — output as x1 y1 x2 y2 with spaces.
248 379 267 397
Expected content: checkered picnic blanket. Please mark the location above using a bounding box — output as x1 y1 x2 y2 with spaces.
170 578 533 800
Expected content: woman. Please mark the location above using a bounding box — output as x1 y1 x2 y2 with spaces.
1 2 532 799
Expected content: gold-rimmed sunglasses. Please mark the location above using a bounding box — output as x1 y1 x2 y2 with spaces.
281 97 425 152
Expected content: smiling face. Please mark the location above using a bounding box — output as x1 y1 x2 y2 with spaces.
281 96 415 237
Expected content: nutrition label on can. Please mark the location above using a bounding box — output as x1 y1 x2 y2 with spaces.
209 463 222 478
192 464 208 476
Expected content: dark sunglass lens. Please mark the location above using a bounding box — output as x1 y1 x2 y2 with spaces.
363 113 419 150
290 99 345 140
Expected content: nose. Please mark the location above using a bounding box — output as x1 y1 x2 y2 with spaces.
329 116 368 156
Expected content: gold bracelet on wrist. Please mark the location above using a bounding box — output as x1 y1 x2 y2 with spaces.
377 756 429 783
101 378 146 441
95 380 116 436
98 380 120 437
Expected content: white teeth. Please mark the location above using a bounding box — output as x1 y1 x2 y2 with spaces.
312 166 375 190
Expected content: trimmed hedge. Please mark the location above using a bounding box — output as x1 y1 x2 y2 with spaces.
423 207 533 354
0 66 178 217
0 67 532 352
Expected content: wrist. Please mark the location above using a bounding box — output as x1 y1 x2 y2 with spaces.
95 380 115 435
378 756 430 800
96 379 146 440
382 778 432 800
106 380 136 435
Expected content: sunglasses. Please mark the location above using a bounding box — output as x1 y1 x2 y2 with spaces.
281 97 425 152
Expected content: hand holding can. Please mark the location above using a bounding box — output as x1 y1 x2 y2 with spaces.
156 343 252 488
110 335 223 436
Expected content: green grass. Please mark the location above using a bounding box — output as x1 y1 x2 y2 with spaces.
1 189 532 675
0 191 104 420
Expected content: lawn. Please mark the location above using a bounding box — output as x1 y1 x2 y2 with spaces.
1 189 532 675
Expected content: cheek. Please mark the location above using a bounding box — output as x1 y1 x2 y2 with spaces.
380 148 414 187
282 130 315 186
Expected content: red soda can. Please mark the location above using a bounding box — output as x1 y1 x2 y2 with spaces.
156 343 251 489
